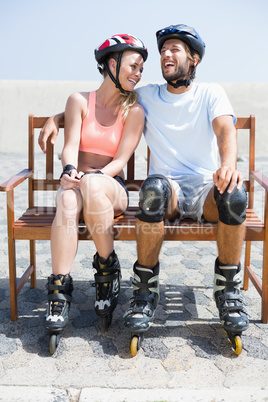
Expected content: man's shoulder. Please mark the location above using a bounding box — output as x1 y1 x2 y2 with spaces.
194 82 225 95
137 83 164 95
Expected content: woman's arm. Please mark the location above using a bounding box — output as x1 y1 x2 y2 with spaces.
60 93 85 189
101 104 145 177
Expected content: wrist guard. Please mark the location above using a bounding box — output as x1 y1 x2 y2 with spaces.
59 164 76 181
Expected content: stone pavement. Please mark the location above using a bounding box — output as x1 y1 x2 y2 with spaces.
0 152 268 402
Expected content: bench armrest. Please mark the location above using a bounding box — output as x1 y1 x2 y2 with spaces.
0 169 33 192
250 170 268 191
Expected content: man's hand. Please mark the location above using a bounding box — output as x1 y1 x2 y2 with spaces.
38 113 64 153
213 165 243 194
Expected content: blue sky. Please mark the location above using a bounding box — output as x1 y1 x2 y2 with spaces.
0 0 267 83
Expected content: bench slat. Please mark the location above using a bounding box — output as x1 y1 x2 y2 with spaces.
13 207 264 242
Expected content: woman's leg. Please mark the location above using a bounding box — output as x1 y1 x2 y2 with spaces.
79 173 127 327
51 187 83 274
46 187 83 340
79 174 128 259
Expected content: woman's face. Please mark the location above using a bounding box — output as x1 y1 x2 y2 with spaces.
117 50 144 92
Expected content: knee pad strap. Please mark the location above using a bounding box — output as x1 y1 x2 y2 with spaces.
214 183 247 226
136 174 172 223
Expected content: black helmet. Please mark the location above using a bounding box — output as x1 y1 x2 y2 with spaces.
156 24 206 61
95 34 148 64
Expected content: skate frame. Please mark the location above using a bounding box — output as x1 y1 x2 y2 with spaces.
0 114 267 323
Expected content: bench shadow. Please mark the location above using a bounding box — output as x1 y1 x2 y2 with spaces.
0 278 257 360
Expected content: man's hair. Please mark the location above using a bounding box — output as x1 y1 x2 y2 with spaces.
184 44 200 81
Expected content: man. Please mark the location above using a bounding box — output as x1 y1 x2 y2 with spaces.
39 24 249 352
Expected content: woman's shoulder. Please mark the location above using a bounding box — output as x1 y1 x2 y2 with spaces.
128 101 145 117
124 102 145 124
66 92 90 117
67 91 90 104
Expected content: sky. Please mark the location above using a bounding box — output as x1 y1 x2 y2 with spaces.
0 0 267 83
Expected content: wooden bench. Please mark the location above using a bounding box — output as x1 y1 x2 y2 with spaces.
0 114 267 323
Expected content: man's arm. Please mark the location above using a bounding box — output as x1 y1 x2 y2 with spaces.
38 112 65 153
212 115 243 194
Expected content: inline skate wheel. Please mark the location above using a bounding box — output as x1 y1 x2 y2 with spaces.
233 335 242 355
49 333 60 355
130 335 139 357
102 314 112 331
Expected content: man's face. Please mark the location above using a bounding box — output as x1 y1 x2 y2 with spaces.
160 39 191 82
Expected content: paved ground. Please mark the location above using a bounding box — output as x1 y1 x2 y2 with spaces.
0 152 268 402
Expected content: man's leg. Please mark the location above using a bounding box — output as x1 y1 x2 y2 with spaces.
203 184 249 350
124 174 179 335
203 186 246 265
136 220 163 268
136 175 179 267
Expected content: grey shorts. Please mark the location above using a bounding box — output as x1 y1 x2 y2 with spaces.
170 175 214 222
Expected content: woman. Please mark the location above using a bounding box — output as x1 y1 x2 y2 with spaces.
45 34 147 350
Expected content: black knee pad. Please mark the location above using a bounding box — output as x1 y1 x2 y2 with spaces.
136 174 172 222
214 183 247 226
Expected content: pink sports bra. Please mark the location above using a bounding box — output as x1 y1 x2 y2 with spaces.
79 91 124 157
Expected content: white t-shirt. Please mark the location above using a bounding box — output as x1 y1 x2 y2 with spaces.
136 83 236 180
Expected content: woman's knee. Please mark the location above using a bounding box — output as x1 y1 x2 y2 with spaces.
56 189 82 217
80 174 106 202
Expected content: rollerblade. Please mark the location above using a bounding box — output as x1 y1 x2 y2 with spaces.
124 261 160 356
93 250 121 331
214 257 249 355
45 273 73 354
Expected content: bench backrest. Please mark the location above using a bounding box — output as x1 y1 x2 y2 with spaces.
28 114 256 209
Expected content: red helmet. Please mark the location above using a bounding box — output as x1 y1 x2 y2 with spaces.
95 34 148 64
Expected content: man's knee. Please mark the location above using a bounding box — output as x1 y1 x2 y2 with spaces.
214 183 247 226
136 174 172 223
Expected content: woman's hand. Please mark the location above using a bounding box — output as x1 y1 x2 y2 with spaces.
60 169 82 190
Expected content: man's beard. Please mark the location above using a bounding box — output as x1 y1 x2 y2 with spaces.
162 60 189 82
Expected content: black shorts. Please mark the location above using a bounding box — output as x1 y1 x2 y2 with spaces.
114 175 129 211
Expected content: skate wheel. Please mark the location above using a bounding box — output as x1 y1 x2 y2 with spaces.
102 314 112 331
234 335 242 356
49 334 60 355
130 336 139 357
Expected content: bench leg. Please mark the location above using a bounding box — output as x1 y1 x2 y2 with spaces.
8 238 18 321
6 190 18 320
7 238 37 321
261 191 268 323
30 240 36 288
261 237 268 324
243 241 251 291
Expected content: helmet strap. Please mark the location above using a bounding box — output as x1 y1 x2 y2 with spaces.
103 53 131 95
167 68 196 89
